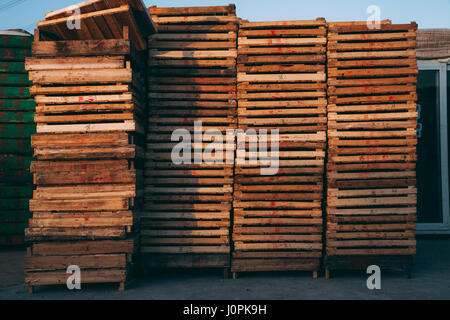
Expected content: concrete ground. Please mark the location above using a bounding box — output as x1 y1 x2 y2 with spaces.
0 239 449 300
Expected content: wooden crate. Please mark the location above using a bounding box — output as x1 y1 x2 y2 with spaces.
232 19 327 277
141 5 238 270
23 24 150 291
0 31 35 247
325 21 418 278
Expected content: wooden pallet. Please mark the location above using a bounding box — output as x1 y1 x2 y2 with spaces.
25 238 136 292
37 0 154 51
232 19 327 277
141 5 238 271
324 255 414 279
325 21 418 276
0 31 35 247
27 55 145 135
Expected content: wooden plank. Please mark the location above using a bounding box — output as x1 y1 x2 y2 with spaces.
25 227 127 240
238 73 325 82
36 122 136 133
29 198 129 212
28 69 132 84
25 254 127 271
25 56 124 71
31 239 135 255
32 39 130 57
25 269 127 286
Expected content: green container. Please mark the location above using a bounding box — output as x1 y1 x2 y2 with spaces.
0 155 33 169
0 99 36 111
0 73 32 86
0 139 32 154
0 87 30 98
0 48 30 61
0 34 33 48
0 61 26 73
0 123 36 138
0 185 33 198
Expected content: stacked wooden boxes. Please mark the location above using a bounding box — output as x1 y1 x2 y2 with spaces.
0 31 35 246
325 21 418 278
142 5 238 270
23 0 154 292
232 19 327 277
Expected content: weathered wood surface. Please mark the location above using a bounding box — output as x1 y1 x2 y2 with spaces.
232 19 327 274
24 16 147 290
141 5 238 268
326 21 418 264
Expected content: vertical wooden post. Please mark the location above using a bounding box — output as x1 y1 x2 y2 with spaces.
123 26 129 41
34 29 40 42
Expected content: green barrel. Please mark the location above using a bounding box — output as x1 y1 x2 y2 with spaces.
0 123 35 138
0 139 32 154
0 48 30 61
0 34 33 48
0 73 32 86
0 155 34 169
0 185 33 198
0 62 26 73
0 87 31 98
0 99 36 111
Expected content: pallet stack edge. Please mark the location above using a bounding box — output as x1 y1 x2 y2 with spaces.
141 5 238 270
0 31 35 247
325 21 418 278
232 18 327 277
24 27 146 292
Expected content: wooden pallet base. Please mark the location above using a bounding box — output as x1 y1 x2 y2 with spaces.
141 253 230 269
231 258 320 278
324 255 413 279
26 268 132 293
27 278 133 293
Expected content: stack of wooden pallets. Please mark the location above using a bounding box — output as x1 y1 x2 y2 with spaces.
24 28 143 292
232 19 327 278
142 5 238 271
0 31 35 247
23 0 154 292
325 21 418 278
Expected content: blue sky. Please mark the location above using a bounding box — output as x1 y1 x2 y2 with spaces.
0 0 449 33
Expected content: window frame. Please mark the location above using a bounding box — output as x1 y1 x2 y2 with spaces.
416 60 450 234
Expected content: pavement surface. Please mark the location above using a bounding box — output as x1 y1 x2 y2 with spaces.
0 239 449 300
